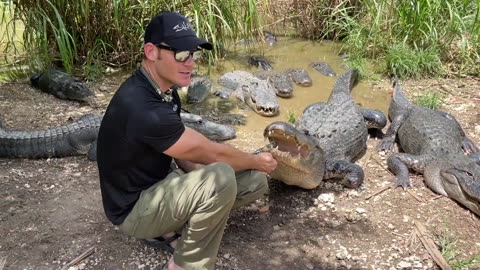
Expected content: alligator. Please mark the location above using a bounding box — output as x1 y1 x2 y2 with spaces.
248 55 273 71
285 68 313 87
184 75 212 104
377 81 480 215
30 69 95 102
263 31 277 46
180 112 236 141
310 62 337 77
255 71 293 98
0 112 237 161
259 69 387 189
217 70 279 117
0 114 100 160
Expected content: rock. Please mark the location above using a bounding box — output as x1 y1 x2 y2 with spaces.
318 193 335 204
396 261 412 269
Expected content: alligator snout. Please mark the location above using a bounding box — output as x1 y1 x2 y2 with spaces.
261 121 326 189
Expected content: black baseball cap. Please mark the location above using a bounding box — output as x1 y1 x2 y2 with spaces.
144 11 213 51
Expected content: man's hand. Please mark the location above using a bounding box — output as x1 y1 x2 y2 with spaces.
253 152 277 174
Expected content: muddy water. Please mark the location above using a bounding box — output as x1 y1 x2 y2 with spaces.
98 38 391 151
186 38 391 151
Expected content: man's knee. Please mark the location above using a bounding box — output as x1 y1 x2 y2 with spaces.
204 162 237 201
250 170 269 194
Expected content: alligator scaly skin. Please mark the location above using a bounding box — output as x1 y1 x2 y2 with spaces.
263 69 386 189
378 82 480 215
0 114 100 159
0 113 236 160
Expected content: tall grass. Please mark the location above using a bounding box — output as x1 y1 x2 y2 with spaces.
1 0 478 80
316 0 480 78
1 0 261 79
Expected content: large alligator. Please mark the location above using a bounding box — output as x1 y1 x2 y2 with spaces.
0 114 101 160
260 69 387 189
310 62 337 77
285 68 313 87
377 81 480 215
0 112 236 161
263 31 277 46
248 56 273 71
217 70 279 117
254 68 313 98
255 71 293 98
30 69 95 102
183 75 213 104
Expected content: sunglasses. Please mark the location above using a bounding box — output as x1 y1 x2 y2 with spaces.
156 44 202 62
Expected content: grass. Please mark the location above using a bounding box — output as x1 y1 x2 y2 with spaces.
317 0 480 78
287 111 297 124
414 91 444 110
1 0 478 81
1 0 262 79
437 229 480 270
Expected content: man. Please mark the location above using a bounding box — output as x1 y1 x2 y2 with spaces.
96 11 277 270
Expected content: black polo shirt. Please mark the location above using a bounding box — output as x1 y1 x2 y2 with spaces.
97 69 184 225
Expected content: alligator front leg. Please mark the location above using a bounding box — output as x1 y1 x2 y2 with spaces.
462 137 480 155
377 114 407 153
360 108 387 130
324 160 364 188
87 140 97 161
387 153 428 189
438 111 480 154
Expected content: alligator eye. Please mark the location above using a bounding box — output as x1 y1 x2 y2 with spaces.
465 171 474 177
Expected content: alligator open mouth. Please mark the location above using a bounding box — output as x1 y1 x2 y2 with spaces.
260 121 325 189
264 127 312 160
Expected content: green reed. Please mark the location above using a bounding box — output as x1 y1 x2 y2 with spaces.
414 91 444 110
1 0 260 79
317 0 479 78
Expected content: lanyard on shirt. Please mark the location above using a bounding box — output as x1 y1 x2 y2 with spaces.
139 65 173 103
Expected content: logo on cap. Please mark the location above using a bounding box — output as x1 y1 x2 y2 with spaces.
173 22 192 32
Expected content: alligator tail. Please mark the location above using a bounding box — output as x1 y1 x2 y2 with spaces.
331 68 359 95
391 80 412 108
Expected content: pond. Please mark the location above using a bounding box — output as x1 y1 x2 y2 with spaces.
99 37 392 151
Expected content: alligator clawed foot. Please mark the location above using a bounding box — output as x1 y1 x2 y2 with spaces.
376 138 395 154
462 139 480 155
394 177 411 191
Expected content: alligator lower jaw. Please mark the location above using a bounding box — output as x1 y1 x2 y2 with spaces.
276 91 293 98
298 81 312 87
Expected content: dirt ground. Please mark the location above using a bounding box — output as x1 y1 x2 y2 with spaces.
0 73 479 270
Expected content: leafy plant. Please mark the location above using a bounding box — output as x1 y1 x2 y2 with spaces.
1 0 262 79
287 111 297 124
437 229 480 270
414 91 444 110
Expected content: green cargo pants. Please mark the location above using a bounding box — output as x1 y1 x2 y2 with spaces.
119 162 269 270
